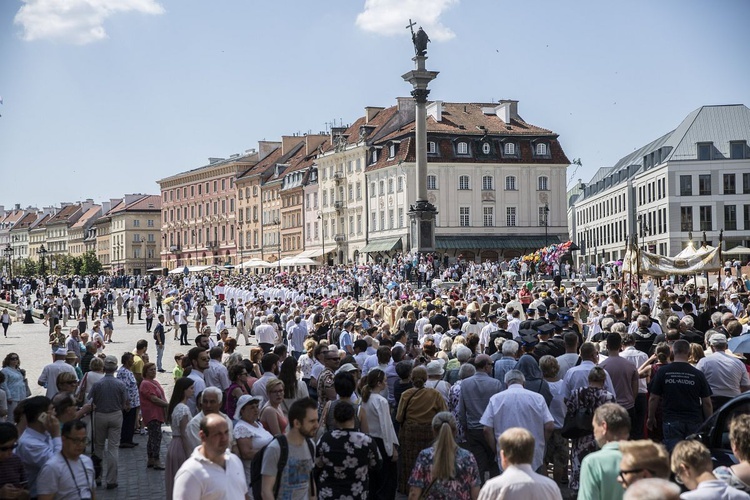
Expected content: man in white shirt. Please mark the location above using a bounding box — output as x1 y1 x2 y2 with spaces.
214 314 226 337
696 333 750 409
175 413 247 500
204 347 230 392
255 315 278 354
480 370 555 473
563 342 617 399
287 316 308 359
478 427 562 500
235 306 249 346
250 353 280 406
38 349 77 399
37 420 96 500
186 347 209 415
16 396 62 498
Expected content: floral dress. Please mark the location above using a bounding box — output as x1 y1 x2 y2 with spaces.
315 429 382 500
409 446 480 499
448 380 465 442
566 386 615 490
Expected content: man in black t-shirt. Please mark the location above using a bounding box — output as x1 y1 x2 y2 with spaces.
647 339 712 451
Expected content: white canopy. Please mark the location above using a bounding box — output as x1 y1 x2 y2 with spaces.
238 259 271 269
674 243 697 259
725 245 750 256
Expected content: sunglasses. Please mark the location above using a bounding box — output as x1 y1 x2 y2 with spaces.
0 443 17 451
8 357 18 361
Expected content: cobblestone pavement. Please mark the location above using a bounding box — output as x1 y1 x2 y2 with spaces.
1 296 255 499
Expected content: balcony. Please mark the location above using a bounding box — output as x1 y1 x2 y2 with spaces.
334 233 346 244
334 201 345 211
206 241 219 250
169 245 181 253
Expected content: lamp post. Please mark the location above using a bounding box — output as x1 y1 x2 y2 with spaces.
4 244 12 296
236 221 244 274
543 202 550 248
317 212 325 266
274 218 281 273
38 244 47 278
140 238 147 276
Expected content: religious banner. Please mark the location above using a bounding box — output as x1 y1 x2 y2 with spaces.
623 243 722 276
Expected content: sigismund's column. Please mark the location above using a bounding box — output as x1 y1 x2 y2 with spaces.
402 25 439 253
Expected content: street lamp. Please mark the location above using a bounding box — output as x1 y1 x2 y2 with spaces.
4 244 12 291
317 212 325 267
543 202 550 247
274 218 281 272
38 244 47 277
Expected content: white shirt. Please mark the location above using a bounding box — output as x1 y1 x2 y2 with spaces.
255 323 277 345
620 346 649 393
479 385 554 472
204 360 231 392
555 353 580 380
17 427 63 497
563 360 617 399
38 361 77 399
37 452 95 500
696 351 750 398
477 464 562 500
186 370 206 416
184 411 234 453
173 447 247 500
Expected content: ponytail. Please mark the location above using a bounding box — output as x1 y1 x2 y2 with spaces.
431 412 457 480
361 369 383 404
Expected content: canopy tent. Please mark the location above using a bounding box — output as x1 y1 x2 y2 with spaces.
168 267 186 275
295 248 325 258
237 259 271 269
146 267 163 272
724 245 750 256
674 243 697 259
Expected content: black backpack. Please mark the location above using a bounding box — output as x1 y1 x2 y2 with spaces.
250 434 315 500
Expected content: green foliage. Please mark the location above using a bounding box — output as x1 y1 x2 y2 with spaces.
81 250 103 275
16 258 38 277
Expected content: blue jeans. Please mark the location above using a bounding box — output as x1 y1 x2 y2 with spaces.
663 420 701 452
156 345 164 371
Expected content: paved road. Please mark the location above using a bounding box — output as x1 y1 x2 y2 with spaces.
2 298 255 499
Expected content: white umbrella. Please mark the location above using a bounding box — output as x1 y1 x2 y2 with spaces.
724 245 750 256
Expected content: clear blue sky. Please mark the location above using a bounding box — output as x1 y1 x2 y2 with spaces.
1 0 748 209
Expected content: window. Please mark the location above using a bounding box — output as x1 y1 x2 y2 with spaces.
379 181 385 196
397 177 403 192
697 143 712 161
538 206 549 226
427 175 437 190
699 175 711 195
371 212 376 231
482 176 493 191
427 141 436 154
680 175 692 196
349 216 355 235
724 174 736 194
221 179 226 190
482 143 491 154
370 183 376 197
505 176 517 190
388 210 394 229
745 205 750 230
504 143 516 156
348 184 354 201
459 207 470 227
380 212 385 231
398 208 403 228
356 183 362 199
699 206 712 231
322 191 328 206
536 143 548 156
731 141 746 159
388 144 396 158
725 205 737 230
388 178 394 193
457 142 468 155
458 175 470 190
357 214 362 234
538 176 549 191
483 206 494 227
506 207 517 226
133 220 140 227
371 150 378 164
348 161 354 173
744 173 750 194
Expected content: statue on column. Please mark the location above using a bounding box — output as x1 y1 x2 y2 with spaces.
407 20 430 56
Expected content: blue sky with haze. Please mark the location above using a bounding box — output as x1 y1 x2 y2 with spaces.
1 0 748 208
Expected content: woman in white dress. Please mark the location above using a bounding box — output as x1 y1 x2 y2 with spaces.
232 395 273 492
165 378 195 500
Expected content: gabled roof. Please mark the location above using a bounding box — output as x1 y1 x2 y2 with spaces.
29 213 51 230
158 151 259 184
0 210 25 228
9 212 38 231
70 206 102 229
110 195 161 214
46 204 80 225
237 147 283 181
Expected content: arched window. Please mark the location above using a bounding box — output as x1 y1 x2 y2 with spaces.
457 142 468 155
504 143 516 156
427 141 437 154
458 175 470 190
536 143 548 156
482 175 494 191
538 176 549 191
505 176 517 190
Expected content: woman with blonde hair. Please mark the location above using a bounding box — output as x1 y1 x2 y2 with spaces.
259 378 288 435
714 414 750 491
408 412 481 499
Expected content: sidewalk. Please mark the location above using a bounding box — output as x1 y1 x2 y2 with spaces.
98 427 169 499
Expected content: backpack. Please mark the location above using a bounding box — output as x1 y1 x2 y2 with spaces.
250 435 315 500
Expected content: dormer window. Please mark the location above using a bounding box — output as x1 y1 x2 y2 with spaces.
482 143 491 154
536 143 548 156
457 142 468 155
371 149 378 164
504 143 516 156
388 143 396 158
697 142 712 161
427 141 437 154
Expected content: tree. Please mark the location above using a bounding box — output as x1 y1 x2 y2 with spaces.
81 250 103 275
17 258 38 277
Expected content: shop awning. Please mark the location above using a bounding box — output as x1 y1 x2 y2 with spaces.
296 248 324 258
435 235 562 250
361 237 403 253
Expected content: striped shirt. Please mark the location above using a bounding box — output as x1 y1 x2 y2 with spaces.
89 374 128 413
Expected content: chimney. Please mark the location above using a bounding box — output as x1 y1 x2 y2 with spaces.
281 135 305 156
397 97 415 114
208 157 224 164
329 127 347 146
15 203 21 211
365 106 385 123
426 100 443 122
496 100 519 124
257 141 282 160
304 134 328 155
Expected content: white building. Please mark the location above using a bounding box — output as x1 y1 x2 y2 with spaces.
572 104 750 267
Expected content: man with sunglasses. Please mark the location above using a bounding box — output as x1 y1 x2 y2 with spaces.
37 420 95 500
0 422 27 498
616 440 670 490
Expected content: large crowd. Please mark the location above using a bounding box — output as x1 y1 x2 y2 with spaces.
0 251 749 499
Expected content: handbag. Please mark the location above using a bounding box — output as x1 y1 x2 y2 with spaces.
561 392 594 439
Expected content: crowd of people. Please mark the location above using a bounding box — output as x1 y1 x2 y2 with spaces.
0 252 748 499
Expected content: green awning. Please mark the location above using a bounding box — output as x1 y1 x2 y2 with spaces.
361 237 402 253
435 235 562 250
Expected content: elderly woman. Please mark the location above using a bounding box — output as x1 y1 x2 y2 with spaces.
139 362 168 469
395 365 448 494
233 395 273 489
